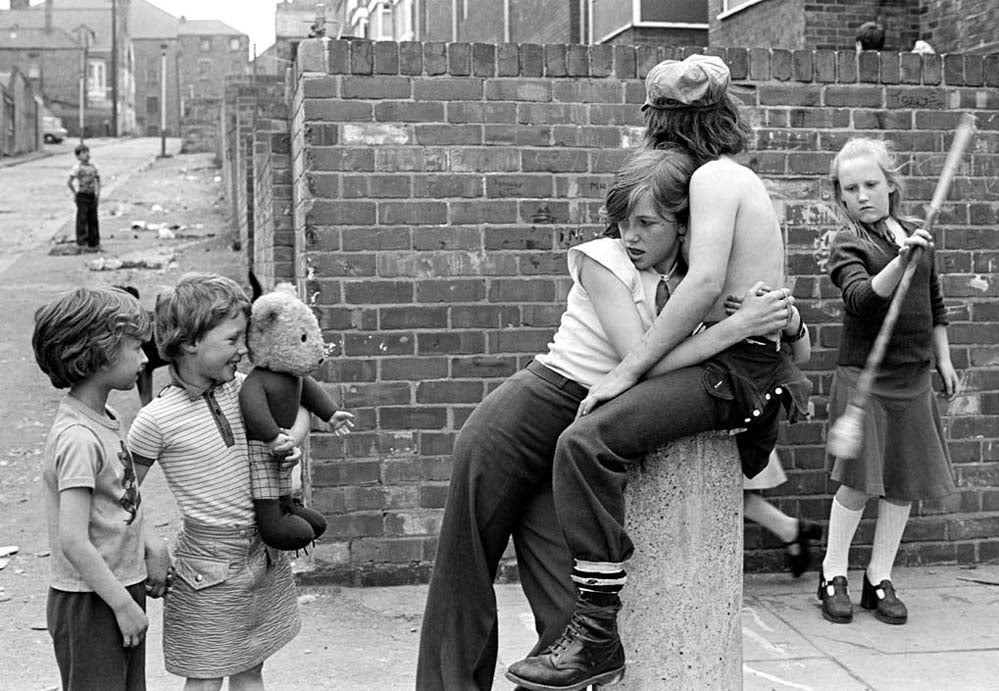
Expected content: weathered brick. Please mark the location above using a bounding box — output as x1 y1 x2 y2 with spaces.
416 279 487 303
484 125 551 147
497 43 519 76
381 357 449 381
399 41 422 75
342 174 412 198
341 75 410 99
447 102 517 124
448 42 472 76
379 200 447 225
305 200 376 225
413 77 483 101
414 124 482 146
824 85 882 108
472 42 495 76
342 382 411 407
449 200 519 224
374 101 445 122
423 42 447 75
484 78 552 102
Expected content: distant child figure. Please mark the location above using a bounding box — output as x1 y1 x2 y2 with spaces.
855 21 886 51
67 144 101 251
819 138 958 626
127 273 301 690
33 286 171 691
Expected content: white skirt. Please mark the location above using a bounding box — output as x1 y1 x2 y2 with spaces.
743 449 787 491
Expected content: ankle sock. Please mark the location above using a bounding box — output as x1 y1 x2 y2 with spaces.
572 560 626 602
822 497 863 579
867 500 911 584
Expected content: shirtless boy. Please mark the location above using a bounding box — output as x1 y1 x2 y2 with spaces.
506 54 810 691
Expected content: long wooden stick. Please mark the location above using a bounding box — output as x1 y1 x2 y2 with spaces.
827 114 977 460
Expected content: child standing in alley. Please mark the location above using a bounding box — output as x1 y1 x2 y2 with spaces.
33 286 171 690
67 143 101 252
127 273 301 690
819 137 958 626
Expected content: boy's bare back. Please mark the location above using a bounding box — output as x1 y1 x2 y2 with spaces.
689 156 785 326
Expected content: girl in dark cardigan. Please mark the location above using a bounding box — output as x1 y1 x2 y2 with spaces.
818 137 958 626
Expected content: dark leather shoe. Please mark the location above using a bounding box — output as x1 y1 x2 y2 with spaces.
505 598 626 691
784 520 822 578
817 571 853 623
861 574 908 624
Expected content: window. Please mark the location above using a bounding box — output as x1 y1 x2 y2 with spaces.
720 0 768 18
146 69 158 86
230 37 241 51
88 59 106 100
198 59 211 75
393 0 414 40
379 5 394 39
200 37 212 52
146 95 159 115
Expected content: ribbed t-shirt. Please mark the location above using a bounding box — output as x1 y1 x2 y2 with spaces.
128 373 255 527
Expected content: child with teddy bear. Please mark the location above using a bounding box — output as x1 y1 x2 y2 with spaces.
126 272 353 689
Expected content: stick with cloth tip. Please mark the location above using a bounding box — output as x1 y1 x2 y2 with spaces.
827 113 977 460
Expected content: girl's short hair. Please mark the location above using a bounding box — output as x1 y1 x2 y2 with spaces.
829 137 913 235
602 145 697 238
642 93 751 167
154 273 251 361
32 287 151 389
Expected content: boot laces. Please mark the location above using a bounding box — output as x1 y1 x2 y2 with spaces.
550 613 587 656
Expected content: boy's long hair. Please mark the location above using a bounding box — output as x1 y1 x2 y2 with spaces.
602 145 696 241
32 287 151 389
154 272 251 361
829 137 918 239
643 93 751 167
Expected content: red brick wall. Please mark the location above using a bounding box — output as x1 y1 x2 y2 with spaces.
288 38 999 583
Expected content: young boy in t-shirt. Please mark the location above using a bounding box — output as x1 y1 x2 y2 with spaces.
67 143 101 251
33 286 171 690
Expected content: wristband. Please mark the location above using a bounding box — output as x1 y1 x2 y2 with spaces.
784 318 807 343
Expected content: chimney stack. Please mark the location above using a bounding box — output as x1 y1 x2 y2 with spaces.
44 0 53 34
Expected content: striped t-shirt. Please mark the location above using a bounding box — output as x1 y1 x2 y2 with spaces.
128 374 254 526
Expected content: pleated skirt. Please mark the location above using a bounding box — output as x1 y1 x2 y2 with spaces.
827 364 956 501
164 519 301 678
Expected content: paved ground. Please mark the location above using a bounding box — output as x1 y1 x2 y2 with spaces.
2 139 999 690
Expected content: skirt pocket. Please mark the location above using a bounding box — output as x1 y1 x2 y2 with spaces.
173 552 230 591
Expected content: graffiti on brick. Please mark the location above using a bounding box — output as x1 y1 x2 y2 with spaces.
531 205 558 223
887 88 947 109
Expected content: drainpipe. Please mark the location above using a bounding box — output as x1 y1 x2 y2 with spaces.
451 0 458 41
503 0 510 42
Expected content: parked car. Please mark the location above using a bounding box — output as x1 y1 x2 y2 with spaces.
43 115 68 143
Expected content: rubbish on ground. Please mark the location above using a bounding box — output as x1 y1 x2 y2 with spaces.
150 203 164 212
0 546 18 558
158 228 175 240
87 251 176 271
146 222 164 232
0 558 9 570
130 220 147 230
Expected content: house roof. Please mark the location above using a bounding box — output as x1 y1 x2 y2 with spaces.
177 19 244 37
0 5 112 52
130 0 180 40
0 25 83 49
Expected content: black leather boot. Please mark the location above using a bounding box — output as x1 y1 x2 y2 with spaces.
505 597 626 691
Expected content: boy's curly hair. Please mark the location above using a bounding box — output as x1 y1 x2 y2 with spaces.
154 272 251 361
643 93 751 167
32 287 151 389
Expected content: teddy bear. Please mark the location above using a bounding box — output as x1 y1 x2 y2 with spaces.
239 282 354 551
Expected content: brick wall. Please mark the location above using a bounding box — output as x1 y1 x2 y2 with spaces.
179 96 221 155
920 0 999 55
253 122 296 288
285 38 999 584
710 0 921 53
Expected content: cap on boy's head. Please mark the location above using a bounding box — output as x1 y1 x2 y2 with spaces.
642 54 730 111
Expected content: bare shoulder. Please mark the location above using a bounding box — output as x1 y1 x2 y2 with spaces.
690 157 759 187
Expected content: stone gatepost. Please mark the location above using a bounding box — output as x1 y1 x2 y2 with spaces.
619 431 743 690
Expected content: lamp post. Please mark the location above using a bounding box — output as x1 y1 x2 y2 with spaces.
157 42 171 158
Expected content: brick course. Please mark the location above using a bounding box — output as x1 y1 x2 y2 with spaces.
279 38 999 584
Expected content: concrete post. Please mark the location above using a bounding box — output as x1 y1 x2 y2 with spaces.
619 431 743 691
